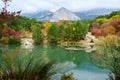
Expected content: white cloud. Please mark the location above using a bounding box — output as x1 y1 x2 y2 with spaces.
0 0 120 13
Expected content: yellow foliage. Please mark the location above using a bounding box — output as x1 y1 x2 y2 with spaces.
73 27 76 31
96 18 108 23
68 22 73 25
43 22 51 30
111 15 120 19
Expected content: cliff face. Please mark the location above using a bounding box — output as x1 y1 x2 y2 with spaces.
50 7 80 22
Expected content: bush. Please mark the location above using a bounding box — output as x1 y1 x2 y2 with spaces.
61 73 74 80
8 37 21 45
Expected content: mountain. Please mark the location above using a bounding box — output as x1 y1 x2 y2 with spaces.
50 7 80 22
22 8 120 21
75 8 120 20
22 11 53 22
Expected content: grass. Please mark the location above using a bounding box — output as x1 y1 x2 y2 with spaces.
95 35 120 80
95 35 120 47
0 52 56 80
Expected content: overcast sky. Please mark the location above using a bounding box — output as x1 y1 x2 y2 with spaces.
0 0 120 13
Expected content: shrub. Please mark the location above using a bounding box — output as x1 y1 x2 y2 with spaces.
8 37 21 45
61 73 74 80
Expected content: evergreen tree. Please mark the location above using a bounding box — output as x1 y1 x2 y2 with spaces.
47 24 58 44
32 25 43 44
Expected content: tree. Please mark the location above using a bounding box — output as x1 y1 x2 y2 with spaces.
47 24 59 44
91 28 103 37
0 0 21 23
2 26 20 38
110 18 120 33
73 20 88 40
32 25 43 44
103 25 116 36
57 25 65 41
64 20 88 41
0 0 21 38
2 0 12 12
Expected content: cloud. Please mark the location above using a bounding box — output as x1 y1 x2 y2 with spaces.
0 0 120 13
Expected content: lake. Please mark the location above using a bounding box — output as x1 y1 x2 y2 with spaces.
0 45 110 80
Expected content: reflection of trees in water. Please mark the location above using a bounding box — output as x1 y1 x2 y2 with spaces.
0 45 93 66
46 46 92 65
31 45 44 60
42 45 49 61
0 45 21 58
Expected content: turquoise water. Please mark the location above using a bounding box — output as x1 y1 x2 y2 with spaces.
0 45 110 80
0 45 92 64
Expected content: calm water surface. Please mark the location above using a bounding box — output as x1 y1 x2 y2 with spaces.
0 45 110 80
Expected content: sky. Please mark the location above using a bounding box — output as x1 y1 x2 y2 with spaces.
0 0 120 13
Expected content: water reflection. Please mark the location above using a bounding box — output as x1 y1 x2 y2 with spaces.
50 62 109 80
0 45 93 65
47 46 91 65
0 45 20 55
0 45 110 80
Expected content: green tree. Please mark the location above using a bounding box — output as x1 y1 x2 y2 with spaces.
57 25 65 41
32 25 43 44
47 24 59 44
64 25 73 41
64 20 88 41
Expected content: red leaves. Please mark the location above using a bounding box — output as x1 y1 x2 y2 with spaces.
9 29 20 38
2 27 10 37
110 18 120 32
91 28 103 37
2 27 20 38
90 18 120 37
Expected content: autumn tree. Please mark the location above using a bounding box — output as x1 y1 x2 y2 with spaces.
0 0 21 39
2 0 12 12
103 26 116 36
91 28 103 37
2 26 20 38
0 0 21 23
110 18 120 33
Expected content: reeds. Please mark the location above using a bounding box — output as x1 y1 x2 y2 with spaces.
0 53 55 80
95 35 120 80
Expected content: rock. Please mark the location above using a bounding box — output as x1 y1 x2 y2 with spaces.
50 7 80 22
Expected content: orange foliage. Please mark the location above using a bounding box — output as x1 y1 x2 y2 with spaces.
103 26 116 35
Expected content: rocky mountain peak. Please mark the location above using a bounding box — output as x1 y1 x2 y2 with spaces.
50 7 81 22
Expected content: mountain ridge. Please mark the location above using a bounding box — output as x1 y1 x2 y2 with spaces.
22 8 120 21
